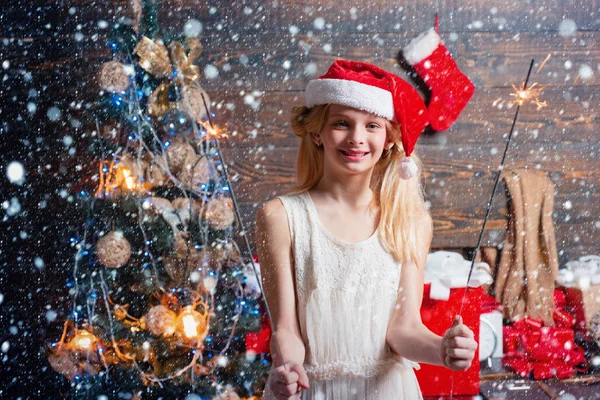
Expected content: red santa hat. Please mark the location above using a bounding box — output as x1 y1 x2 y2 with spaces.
304 59 429 179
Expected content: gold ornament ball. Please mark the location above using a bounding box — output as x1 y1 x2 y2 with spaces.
98 61 131 93
176 305 209 341
180 83 211 122
171 197 203 215
142 305 178 337
205 197 235 230
166 139 196 174
96 231 131 268
47 351 81 381
142 196 174 217
145 160 167 187
177 156 210 192
48 349 101 381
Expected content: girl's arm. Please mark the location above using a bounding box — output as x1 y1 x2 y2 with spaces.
255 199 306 368
386 214 477 369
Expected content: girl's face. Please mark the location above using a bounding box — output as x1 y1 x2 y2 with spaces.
314 104 393 175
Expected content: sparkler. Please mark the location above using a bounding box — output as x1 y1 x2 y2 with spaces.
459 58 542 312
449 58 545 399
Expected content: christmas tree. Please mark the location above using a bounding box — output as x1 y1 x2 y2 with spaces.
45 1 271 398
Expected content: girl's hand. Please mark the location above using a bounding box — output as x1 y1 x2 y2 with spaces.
269 362 310 399
441 315 478 371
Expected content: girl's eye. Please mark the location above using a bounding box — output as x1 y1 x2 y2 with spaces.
367 124 381 129
333 121 348 126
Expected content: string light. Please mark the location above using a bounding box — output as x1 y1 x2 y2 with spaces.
67 329 98 351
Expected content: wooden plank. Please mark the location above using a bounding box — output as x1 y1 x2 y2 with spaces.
153 0 600 34
192 31 600 90
3 0 599 37
4 30 599 90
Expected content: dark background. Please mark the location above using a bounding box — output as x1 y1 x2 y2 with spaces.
0 0 598 397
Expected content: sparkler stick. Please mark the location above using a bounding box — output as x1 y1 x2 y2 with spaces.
449 59 538 399
458 58 536 314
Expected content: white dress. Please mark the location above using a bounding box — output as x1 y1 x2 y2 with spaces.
262 191 423 400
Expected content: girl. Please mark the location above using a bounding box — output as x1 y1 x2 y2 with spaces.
255 59 477 399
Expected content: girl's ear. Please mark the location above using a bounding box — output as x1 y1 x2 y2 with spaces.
385 141 394 151
311 132 323 147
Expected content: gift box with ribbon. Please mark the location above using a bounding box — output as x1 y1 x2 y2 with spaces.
501 289 588 379
556 255 600 338
415 251 491 396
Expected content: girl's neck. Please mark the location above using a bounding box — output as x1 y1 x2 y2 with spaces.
311 176 375 209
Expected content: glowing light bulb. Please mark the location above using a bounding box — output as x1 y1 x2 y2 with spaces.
182 314 199 338
69 330 97 350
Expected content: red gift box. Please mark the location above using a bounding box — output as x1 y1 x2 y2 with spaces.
501 291 588 381
502 321 586 380
560 284 600 337
415 284 482 396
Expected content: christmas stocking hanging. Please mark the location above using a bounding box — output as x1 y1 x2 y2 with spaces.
403 16 475 131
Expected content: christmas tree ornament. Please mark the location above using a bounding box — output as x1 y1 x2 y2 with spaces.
403 16 475 131
134 36 171 79
142 196 174 218
171 197 203 215
166 138 197 174
98 61 131 93
162 236 202 284
161 255 187 284
128 0 142 33
145 159 167 187
177 156 210 192
96 231 131 268
47 350 82 381
180 82 211 122
142 305 178 337
135 36 204 119
173 232 196 258
48 349 101 381
176 305 209 342
304 59 429 180
205 197 235 230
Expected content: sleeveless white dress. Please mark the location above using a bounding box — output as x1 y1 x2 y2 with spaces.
262 191 423 400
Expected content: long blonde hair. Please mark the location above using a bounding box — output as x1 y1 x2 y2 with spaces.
287 104 432 266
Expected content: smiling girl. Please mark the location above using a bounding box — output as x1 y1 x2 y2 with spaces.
255 59 477 400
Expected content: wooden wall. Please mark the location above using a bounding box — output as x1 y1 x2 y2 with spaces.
2 0 598 264
1 2 598 395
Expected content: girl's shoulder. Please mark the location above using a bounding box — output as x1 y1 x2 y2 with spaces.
255 198 292 252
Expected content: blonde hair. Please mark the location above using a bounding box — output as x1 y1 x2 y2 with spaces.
287 104 432 266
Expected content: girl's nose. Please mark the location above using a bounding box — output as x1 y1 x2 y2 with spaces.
347 126 366 144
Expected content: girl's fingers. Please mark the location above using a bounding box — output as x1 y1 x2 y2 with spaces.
447 324 474 340
446 336 478 350
445 355 472 371
446 347 475 359
272 382 299 398
274 369 299 385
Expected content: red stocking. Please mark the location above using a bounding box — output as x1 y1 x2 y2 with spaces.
403 16 475 131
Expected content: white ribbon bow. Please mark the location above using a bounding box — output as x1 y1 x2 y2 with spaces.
556 255 600 289
424 251 493 301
